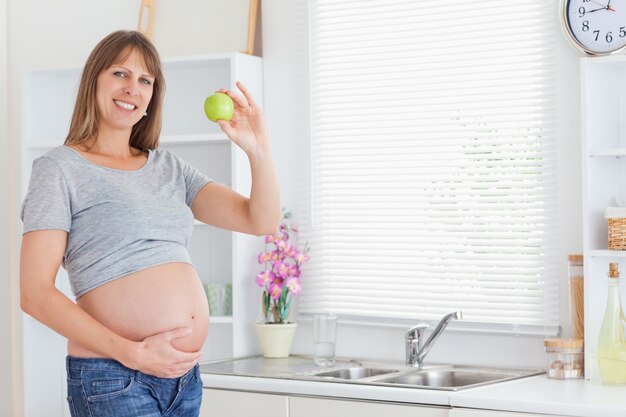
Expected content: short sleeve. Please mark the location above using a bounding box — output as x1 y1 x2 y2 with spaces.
180 158 212 207
20 157 72 234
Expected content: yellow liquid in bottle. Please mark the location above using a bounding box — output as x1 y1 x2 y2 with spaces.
597 274 626 385
598 357 626 385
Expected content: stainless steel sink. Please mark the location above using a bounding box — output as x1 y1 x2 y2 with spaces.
312 367 399 380
306 363 543 390
199 355 544 392
370 368 523 389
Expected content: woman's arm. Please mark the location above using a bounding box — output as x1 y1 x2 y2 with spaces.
192 81 281 235
20 230 200 378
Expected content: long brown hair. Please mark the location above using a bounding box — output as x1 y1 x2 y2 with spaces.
64 30 165 150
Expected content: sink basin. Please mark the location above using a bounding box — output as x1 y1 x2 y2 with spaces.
305 362 543 390
371 369 522 389
312 367 399 380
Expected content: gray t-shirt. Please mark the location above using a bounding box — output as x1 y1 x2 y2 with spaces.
20 146 212 298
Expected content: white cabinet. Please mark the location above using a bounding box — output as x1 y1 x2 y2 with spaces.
199 390 449 417
449 409 568 417
21 53 264 416
200 389 289 417
289 396 449 417
580 55 626 381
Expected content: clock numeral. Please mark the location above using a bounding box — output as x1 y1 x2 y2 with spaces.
607 32 613 43
594 30 600 41
582 21 590 31
579 6 586 17
620 27 626 38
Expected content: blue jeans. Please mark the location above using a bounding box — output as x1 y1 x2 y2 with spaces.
66 356 202 417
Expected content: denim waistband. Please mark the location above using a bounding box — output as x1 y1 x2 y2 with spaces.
66 356 199 388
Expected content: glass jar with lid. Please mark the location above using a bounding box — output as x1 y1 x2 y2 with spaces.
544 338 584 379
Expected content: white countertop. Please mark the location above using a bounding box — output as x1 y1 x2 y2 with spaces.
451 375 626 417
199 357 626 417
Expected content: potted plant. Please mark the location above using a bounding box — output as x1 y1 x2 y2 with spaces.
254 211 309 358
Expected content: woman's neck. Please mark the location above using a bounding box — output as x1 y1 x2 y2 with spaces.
80 132 140 158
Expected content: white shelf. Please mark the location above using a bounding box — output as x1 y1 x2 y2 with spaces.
25 133 230 150
211 316 234 324
588 148 626 157
588 249 626 258
580 54 626 381
161 133 229 145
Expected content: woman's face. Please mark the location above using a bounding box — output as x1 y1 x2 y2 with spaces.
95 48 155 134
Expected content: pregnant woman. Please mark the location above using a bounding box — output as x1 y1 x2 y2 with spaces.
19 30 280 417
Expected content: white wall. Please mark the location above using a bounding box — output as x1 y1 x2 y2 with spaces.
1 0 20 414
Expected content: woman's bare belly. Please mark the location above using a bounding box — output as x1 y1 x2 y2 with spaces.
68 262 209 357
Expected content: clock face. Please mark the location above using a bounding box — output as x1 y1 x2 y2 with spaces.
564 0 626 55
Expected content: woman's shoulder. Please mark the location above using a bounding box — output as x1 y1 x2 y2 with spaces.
150 147 189 168
31 146 76 167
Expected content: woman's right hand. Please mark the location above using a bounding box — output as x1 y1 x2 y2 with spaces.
130 327 202 378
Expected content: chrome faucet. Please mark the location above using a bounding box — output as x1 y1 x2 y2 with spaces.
405 310 463 367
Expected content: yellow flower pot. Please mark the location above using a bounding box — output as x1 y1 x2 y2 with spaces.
255 322 298 358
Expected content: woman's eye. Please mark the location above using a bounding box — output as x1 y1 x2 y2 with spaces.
113 71 126 78
141 78 152 86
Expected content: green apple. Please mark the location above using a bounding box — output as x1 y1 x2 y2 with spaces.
204 93 234 122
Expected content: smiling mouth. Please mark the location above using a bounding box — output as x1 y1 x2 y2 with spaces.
114 100 137 111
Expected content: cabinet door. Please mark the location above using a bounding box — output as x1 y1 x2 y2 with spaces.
289 396 449 417
200 388 289 417
449 409 569 417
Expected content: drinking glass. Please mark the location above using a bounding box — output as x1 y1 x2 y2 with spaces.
314 314 338 366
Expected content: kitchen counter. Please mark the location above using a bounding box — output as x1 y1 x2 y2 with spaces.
450 374 626 417
199 356 626 417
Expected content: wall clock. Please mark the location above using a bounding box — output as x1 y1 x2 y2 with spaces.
561 0 626 56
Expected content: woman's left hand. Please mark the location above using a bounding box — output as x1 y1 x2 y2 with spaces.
216 81 270 156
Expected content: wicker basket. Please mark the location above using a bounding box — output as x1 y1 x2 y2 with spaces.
608 218 626 250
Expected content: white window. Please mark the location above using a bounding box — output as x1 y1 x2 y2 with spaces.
297 0 560 331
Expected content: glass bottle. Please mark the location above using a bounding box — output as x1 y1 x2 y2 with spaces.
597 263 626 385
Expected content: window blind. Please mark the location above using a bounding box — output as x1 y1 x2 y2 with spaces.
296 0 560 328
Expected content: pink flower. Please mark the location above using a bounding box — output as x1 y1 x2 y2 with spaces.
269 277 283 300
256 211 310 323
286 263 299 277
274 260 291 279
295 252 309 265
285 277 302 296
257 252 272 264
286 246 299 258
276 239 290 252
255 270 274 287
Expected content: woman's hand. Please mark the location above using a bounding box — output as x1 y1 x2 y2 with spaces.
128 327 202 378
216 81 270 156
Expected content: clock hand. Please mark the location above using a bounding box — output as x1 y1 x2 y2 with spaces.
589 0 607 6
587 0 616 11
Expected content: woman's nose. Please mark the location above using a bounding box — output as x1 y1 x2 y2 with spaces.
124 80 140 96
